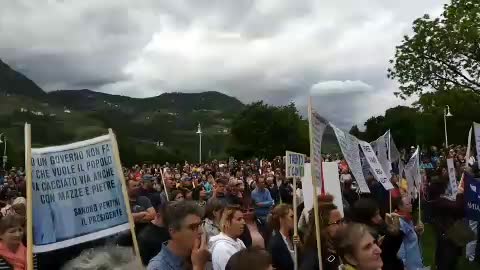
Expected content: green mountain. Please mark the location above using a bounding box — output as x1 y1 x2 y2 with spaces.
0 59 46 98
0 59 244 166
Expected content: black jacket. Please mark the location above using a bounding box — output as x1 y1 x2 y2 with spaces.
269 231 294 270
300 248 339 270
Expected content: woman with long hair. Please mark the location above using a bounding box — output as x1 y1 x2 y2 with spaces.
209 206 246 270
268 204 300 270
300 194 345 270
202 198 224 240
239 198 269 248
192 185 208 210
336 223 383 270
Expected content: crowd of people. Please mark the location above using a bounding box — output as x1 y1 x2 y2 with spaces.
0 145 479 270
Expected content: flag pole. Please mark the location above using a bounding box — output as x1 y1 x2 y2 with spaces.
25 124 34 270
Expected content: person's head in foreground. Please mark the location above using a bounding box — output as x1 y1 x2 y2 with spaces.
269 203 294 233
61 246 142 270
165 201 203 254
336 223 383 270
225 247 273 270
351 198 383 227
0 214 26 268
220 205 246 238
305 194 345 250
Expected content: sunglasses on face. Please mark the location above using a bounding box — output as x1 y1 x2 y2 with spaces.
327 218 345 226
185 222 202 231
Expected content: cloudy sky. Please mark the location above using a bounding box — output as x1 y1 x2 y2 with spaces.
0 0 447 129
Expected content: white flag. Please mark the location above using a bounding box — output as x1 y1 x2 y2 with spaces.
404 147 421 198
473 123 480 166
370 131 392 180
359 140 394 190
309 110 327 190
331 124 370 193
465 126 473 166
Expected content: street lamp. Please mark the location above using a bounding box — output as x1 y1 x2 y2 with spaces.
0 133 6 169
444 105 453 148
196 123 202 163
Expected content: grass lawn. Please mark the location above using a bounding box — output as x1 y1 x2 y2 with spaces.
421 224 478 270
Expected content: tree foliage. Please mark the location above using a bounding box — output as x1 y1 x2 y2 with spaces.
227 102 309 159
388 0 480 99
355 89 480 149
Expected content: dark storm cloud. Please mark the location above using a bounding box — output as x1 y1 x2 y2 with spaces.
0 0 446 128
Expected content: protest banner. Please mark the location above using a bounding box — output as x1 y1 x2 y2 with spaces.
474 122 480 165
301 163 343 215
404 147 421 198
309 111 327 191
446 158 459 197
286 151 305 178
323 162 344 216
464 173 480 221
371 131 392 179
307 98 325 270
331 124 370 193
466 126 473 165
359 140 394 191
26 126 139 255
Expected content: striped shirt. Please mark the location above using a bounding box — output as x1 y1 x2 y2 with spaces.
0 255 37 270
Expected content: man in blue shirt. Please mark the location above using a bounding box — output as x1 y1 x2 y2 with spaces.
251 176 274 224
148 201 209 270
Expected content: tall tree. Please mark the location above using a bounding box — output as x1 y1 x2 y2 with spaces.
388 0 480 99
227 102 309 159
349 125 362 138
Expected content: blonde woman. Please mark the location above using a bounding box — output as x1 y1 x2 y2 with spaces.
209 206 246 270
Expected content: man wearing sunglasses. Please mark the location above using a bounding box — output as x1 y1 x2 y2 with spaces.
148 201 210 270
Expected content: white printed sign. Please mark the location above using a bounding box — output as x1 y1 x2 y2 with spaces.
31 134 130 252
332 125 370 193
359 140 394 190
310 111 327 189
286 151 306 178
466 126 473 165
404 147 421 198
301 162 343 216
446 158 458 197
371 131 392 179
474 122 480 165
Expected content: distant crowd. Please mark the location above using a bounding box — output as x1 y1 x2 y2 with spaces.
0 144 479 269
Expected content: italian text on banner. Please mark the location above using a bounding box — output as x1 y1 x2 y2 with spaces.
30 135 130 253
331 125 370 193
310 111 327 189
359 140 394 191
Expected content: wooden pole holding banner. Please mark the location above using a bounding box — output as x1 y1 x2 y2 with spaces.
417 146 422 224
24 124 34 270
159 167 170 201
108 129 142 264
307 97 323 270
293 176 298 270
389 190 392 213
